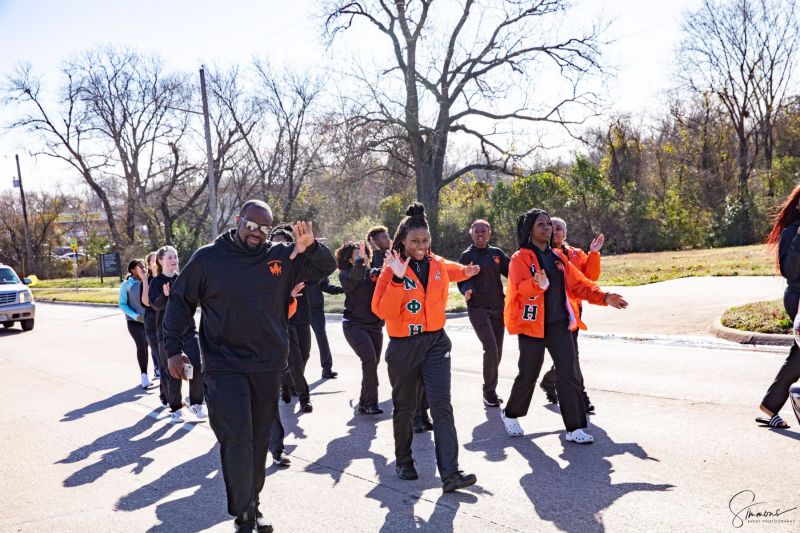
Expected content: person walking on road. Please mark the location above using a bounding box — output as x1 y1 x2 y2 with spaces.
162 200 335 532
457 219 511 408
372 202 481 493
367 225 391 269
306 276 344 379
539 216 604 413
141 252 162 383
337 240 385 415
271 227 315 414
500 209 627 444
759 186 800 429
149 246 206 423
119 259 152 390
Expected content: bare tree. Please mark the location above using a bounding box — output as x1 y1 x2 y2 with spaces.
751 0 800 196
677 0 800 206
325 0 605 229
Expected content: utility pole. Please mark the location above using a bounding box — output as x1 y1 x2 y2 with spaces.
14 155 35 276
199 67 218 241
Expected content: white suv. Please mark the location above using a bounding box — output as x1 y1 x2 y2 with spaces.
0 264 35 331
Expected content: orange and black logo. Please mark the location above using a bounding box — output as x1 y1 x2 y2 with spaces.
493 255 501 265
268 260 282 276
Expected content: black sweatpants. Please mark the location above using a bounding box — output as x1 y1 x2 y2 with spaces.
144 326 160 374
386 330 460 480
288 324 312 404
310 307 334 373
343 321 383 408
540 329 590 406
762 287 800 413
158 331 204 411
467 306 505 398
126 320 149 374
205 370 281 517
505 319 588 432
268 408 285 460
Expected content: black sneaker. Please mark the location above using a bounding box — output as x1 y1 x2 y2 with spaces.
300 402 313 413
483 394 503 407
254 510 273 533
395 462 419 480
234 512 255 533
442 471 477 493
586 403 596 414
540 382 558 404
272 453 291 467
280 385 291 404
413 413 433 433
322 370 338 379
358 404 384 415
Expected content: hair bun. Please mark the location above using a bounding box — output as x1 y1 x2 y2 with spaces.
406 202 426 218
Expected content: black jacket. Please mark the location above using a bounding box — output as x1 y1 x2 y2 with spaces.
162 229 336 373
780 220 800 291
457 245 510 310
339 258 384 331
305 277 344 312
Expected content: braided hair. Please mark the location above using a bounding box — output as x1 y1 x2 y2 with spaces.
391 202 430 256
269 225 294 243
515 208 551 250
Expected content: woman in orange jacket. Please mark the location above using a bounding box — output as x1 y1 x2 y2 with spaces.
540 216 604 412
500 209 627 444
372 203 480 493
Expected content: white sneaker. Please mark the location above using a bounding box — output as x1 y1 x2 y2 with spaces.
170 408 186 424
140 373 151 389
566 428 594 444
189 404 207 419
501 409 524 436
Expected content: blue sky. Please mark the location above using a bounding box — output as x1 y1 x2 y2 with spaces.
0 0 699 192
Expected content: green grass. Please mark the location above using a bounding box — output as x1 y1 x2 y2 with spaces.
32 288 119 305
720 299 791 334
33 277 121 289
600 244 773 286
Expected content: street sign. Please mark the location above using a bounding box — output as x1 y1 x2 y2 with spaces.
98 252 122 283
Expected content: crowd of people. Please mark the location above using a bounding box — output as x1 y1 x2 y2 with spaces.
118 199 631 532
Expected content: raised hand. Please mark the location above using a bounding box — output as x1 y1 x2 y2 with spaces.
163 283 171 297
357 240 366 261
387 250 410 278
605 293 628 309
290 221 315 259
290 282 305 298
590 234 605 253
533 269 549 289
464 262 480 278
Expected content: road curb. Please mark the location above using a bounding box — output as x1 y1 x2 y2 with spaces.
709 317 793 347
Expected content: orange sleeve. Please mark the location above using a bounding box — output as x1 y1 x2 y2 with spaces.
565 262 606 305
287 298 298 319
443 258 469 283
371 268 404 320
509 253 546 299
582 250 601 281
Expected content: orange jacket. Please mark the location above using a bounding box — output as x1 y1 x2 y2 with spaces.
372 254 469 337
557 244 601 281
504 247 606 338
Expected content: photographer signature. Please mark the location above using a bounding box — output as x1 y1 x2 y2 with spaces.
729 490 797 528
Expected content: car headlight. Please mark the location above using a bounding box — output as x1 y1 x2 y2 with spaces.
19 290 32 304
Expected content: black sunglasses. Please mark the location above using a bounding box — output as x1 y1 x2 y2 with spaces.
240 216 272 236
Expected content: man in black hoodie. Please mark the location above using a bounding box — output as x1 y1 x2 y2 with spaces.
162 200 336 533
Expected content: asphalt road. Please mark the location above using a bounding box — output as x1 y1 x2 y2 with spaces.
0 301 798 533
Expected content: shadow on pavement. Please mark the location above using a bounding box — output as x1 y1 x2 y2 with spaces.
60 386 154 422
116 444 229 533
0 327 23 336
467 410 673 533
57 413 189 487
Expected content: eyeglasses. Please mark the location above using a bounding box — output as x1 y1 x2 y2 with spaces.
240 216 272 236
